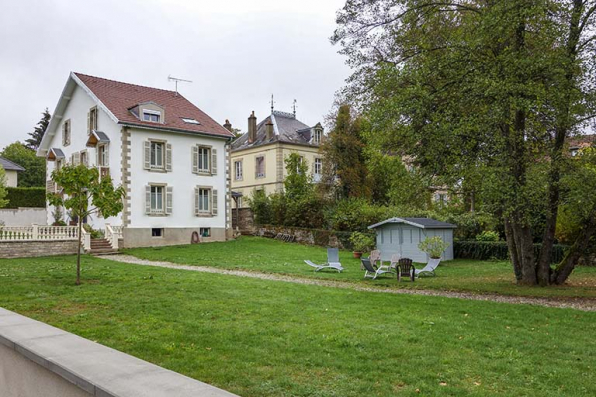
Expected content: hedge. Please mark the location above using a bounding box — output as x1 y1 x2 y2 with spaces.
4 187 46 208
454 241 568 264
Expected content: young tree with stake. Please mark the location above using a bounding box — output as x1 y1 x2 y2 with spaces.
47 164 125 285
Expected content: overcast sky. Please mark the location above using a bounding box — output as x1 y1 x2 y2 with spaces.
0 0 350 149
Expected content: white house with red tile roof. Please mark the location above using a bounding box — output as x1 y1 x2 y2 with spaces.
37 72 235 247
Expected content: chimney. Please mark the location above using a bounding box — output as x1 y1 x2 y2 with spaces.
265 119 274 140
248 111 257 144
223 119 232 132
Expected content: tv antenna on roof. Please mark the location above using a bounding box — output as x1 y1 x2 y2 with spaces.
270 94 275 113
292 99 297 117
168 75 192 96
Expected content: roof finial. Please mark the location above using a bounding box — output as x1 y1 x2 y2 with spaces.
292 99 297 117
270 94 275 113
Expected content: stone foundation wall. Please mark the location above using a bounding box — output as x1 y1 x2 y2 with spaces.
123 227 227 248
0 240 79 259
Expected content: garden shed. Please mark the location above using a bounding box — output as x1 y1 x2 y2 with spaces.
368 217 456 262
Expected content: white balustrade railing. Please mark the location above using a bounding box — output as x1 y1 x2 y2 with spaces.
104 224 123 250
0 225 79 241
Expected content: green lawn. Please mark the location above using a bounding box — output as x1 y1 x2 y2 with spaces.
124 236 596 299
1 255 595 396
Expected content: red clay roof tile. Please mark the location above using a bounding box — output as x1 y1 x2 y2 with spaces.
74 73 233 139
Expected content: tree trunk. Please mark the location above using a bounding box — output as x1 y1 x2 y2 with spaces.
76 218 82 286
504 217 522 281
537 0 584 286
552 216 596 285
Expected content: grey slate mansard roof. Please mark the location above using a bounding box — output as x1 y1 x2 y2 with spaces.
0 157 25 172
232 110 322 151
368 217 457 230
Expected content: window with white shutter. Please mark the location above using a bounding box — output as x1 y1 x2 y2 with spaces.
212 189 218 215
146 184 170 216
194 186 213 216
211 149 217 175
88 107 98 134
166 186 173 214
192 145 199 174
166 143 172 172
62 120 71 146
97 144 109 167
145 140 170 172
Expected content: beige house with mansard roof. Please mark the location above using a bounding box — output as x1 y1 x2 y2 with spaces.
230 109 324 207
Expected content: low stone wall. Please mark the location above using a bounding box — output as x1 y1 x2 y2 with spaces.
0 207 47 227
254 225 352 249
0 307 239 397
0 240 78 259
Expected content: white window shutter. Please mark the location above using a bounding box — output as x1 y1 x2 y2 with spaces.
192 145 198 174
194 186 199 216
212 189 218 216
66 123 70 145
211 148 217 175
166 143 172 172
144 141 151 170
145 186 151 214
87 111 91 134
62 125 66 146
166 186 173 214
105 145 110 167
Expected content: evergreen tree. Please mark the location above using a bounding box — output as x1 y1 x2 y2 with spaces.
25 108 50 150
319 105 370 200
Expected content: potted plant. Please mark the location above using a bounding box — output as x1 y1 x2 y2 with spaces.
349 231 375 259
418 236 450 260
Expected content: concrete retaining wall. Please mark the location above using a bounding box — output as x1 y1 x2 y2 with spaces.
0 308 239 397
0 207 47 226
0 240 78 259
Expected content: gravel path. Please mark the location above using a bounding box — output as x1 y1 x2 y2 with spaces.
102 254 596 312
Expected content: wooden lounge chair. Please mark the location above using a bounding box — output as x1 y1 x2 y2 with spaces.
414 258 441 277
362 258 392 280
397 258 415 282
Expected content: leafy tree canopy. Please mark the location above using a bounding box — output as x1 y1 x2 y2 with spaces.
333 0 596 285
0 142 46 187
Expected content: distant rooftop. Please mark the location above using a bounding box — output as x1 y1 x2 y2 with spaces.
0 157 25 172
232 110 322 151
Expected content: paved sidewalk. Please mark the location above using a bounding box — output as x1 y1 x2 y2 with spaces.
102 255 596 312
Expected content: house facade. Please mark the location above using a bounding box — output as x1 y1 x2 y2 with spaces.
37 72 235 247
0 158 25 187
230 110 323 207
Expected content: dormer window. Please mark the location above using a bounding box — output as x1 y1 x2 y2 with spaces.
143 110 161 123
313 129 322 144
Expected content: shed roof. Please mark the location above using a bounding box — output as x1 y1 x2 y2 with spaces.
0 157 25 172
368 217 456 230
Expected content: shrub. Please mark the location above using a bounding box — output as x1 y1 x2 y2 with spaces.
5 187 46 208
475 230 500 242
418 236 450 259
454 241 568 263
349 231 375 252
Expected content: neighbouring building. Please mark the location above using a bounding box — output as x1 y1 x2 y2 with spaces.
0 157 25 187
37 72 235 247
230 109 324 207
